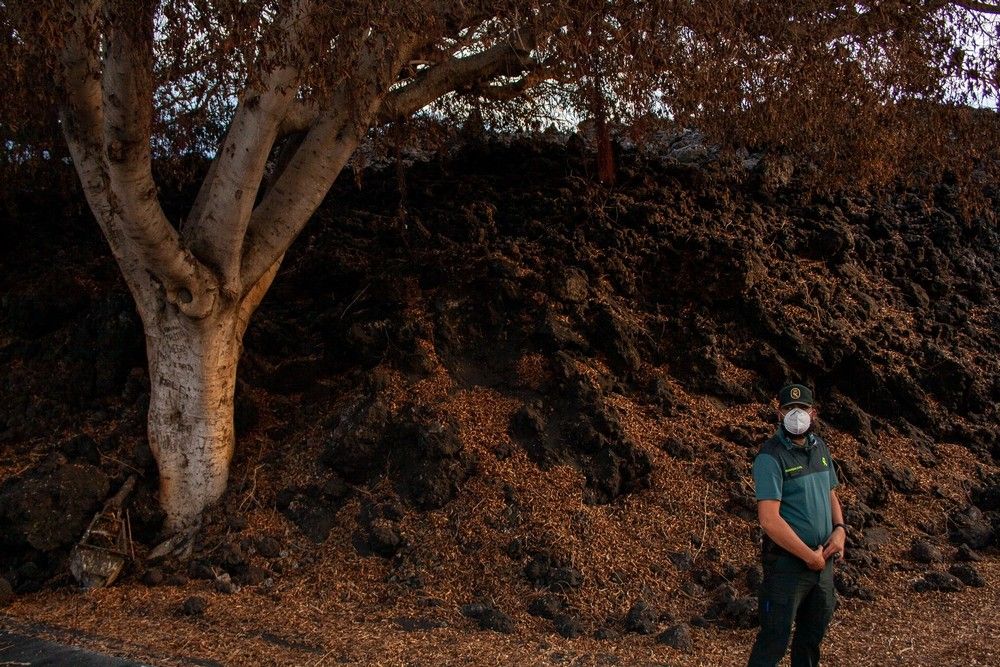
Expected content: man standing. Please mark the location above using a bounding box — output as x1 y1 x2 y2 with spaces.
747 383 847 667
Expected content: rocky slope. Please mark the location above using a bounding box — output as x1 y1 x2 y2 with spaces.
0 132 998 663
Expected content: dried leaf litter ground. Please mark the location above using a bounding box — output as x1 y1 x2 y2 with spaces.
4 358 998 666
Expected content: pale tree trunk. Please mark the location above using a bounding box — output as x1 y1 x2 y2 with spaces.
141 258 280 544
144 302 241 534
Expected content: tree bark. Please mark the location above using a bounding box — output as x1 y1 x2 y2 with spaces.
143 295 243 534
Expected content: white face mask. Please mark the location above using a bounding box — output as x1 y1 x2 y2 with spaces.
783 407 812 435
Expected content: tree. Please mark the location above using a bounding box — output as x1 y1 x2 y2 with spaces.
1 0 997 552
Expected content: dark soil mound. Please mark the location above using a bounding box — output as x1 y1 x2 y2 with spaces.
0 134 998 641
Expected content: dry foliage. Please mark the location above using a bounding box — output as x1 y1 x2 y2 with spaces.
1 1 999 181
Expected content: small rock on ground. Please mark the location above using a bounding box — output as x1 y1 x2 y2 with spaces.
460 603 515 634
948 563 985 587
624 599 659 635
553 613 583 639
656 623 694 651
909 538 942 563
181 596 207 615
912 572 964 593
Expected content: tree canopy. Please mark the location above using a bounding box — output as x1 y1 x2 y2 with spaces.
3 2 999 179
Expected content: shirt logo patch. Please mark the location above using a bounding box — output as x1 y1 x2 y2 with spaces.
784 465 804 474
821 457 828 467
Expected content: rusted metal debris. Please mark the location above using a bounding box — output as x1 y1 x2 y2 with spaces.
69 475 137 589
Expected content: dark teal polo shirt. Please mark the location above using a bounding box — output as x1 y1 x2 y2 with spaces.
752 429 840 549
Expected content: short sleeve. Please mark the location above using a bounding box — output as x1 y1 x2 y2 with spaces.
829 455 841 490
752 454 783 501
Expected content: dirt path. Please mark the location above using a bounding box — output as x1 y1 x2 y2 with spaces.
3 559 996 666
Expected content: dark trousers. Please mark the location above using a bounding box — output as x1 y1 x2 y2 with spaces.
747 555 836 667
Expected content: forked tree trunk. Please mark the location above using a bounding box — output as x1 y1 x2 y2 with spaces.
143 297 243 534
54 0 532 548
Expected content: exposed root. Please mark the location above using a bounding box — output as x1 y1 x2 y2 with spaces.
145 521 200 562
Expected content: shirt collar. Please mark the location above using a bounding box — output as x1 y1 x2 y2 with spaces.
775 428 817 450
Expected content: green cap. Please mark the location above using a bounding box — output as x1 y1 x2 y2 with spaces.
778 383 814 407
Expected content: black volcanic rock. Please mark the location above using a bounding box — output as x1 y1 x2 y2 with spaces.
461 602 515 634
0 463 109 553
948 563 985 587
948 506 994 550
913 572 964 593
656 623 694 651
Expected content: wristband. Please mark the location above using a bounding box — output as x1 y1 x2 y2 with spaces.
832 523 847 533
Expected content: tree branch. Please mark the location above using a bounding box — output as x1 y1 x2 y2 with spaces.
241 21 541 293
950 0 1000 14
239 93 366 292
238 257 283 343
240 35 421 291
183 0 315 299
464 67 550 102
278 99 320 136
57 0 157 312
100 0 218 317
57 0 202 318
275 29 539 137
378 30 538 123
